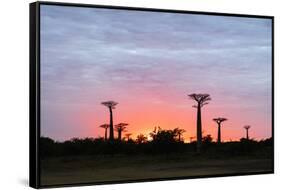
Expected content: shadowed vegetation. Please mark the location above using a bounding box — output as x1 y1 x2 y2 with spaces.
40 135 272 158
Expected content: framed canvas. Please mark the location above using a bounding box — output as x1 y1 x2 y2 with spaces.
29 1 274 188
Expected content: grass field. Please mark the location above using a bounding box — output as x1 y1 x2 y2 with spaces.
40 153 273 186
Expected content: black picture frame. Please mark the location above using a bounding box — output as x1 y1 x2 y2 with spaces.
30 1 274 188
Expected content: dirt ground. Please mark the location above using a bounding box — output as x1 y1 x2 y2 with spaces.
40 154 273 186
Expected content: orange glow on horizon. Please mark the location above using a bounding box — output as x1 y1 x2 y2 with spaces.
76 97 272 143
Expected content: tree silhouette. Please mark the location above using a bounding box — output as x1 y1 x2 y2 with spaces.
153 128 177 143
136 134 148 144
189 136 196 143
101 101 118 141
40 136 273 157
174 128 186 142
99 124 110 140
188 93 211 152
202 134 213 144
149 126 160 141
244 125 251 140
213 117 227 144
114 123 128 141
124 133 132 141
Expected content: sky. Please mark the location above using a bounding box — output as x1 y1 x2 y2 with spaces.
40 5 272 142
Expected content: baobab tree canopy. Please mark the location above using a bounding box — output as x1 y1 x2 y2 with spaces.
114 123 129 131
99 124 110 129
213 118 228 124
188 93 211 107
101 101 118 109
125 133 132 138
244 125 251 130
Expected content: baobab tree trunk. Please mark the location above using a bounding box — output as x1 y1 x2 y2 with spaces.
118 130 121 141
109 107 114 141
217 123 221 144
178 134 181 141
105 128 108 140
246 129 249 140
196 104 202 153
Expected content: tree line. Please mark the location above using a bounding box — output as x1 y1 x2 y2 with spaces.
40 135 272 158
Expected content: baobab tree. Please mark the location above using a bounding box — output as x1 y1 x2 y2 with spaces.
124 133 132 141
244 125 251 140
101 101 118 141
213 117 228 144
188 93 211 152
114 123 128 141
174 128 186 142
99 124 109 140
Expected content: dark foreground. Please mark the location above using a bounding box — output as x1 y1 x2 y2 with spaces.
40 153 273 186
